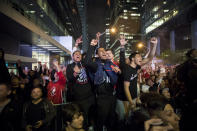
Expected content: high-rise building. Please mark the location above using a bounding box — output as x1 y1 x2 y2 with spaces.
106 0 143 59
141 0 197 54
77 0 89 52
0 0 82 69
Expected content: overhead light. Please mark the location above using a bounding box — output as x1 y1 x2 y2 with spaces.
47 49 61 51
52 51 63 53
163 1 167 4
106 23 110 26
29 3 33 6
37 51 46 53
42 47 57 49
39 45 52 47
123 10 128 13
32 49 43 51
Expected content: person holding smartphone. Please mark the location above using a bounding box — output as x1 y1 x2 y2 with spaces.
22 87 55 131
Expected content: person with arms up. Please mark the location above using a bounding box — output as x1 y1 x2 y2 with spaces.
123 37 158 114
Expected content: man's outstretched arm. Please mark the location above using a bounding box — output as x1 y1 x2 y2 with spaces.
141 37 158 66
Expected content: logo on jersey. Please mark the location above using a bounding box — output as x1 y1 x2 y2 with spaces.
77 67 88 84
51 87 56 96
130 73 138 81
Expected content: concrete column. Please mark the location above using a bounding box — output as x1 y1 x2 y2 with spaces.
170 30 175 51
191 20 197 49
156 37 160 56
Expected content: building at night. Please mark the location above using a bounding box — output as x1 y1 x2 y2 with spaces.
0 0 83 71
141 0 197 56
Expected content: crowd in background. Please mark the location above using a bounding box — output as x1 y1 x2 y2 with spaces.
0 34 197 131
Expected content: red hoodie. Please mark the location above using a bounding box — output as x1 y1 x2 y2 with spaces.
47 71 66 104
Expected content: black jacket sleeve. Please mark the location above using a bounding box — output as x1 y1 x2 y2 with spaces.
66 64 79 82
42 99 56 126
119 47 126 69
83 45 98 73
0 49 11 83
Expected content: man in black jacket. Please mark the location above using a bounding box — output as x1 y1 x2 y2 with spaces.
0 83 23 131
0 48 11 83
66 36 95 128
22 86 55 131
85 38 120 131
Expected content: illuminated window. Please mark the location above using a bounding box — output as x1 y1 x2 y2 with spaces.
123 16 128 19
131 7 138 10
131 13 141 16
154 14 159 18
145 9 179 34
164 9 169 13
152 6 159 12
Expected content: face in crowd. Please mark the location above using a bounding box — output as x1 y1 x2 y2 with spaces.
162 89 171 99
11 77 20 88
134 54 142 66
31 87 43 100
73 51 82 62
98 48 107 60
0 84 11 101
130 53 142 66
106 50 114 61
68 112 84 129
160 104 180 131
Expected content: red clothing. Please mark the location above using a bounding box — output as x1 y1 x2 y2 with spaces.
112 60 119 67
47 71 66 104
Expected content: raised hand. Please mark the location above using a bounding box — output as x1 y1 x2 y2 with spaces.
90 39 98 46
111 66 121 73
75 36 83 47
96 32 101 40
150 37 158 45
53 60 58 67
119 35 128 47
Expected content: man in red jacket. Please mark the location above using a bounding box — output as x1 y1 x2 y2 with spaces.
47 60 66 104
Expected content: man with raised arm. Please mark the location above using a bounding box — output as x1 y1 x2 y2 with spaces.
123 37 158 111
66 36 95 129
85 35 119 131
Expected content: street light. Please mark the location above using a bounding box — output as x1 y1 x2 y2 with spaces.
100 27 117 36
110 27 116 34
137 42 144 48
98 27 117 48
137 42 150 58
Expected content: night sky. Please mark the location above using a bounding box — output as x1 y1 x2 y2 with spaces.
87 0 108 45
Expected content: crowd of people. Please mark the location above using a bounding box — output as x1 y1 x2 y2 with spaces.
0 34 197 131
